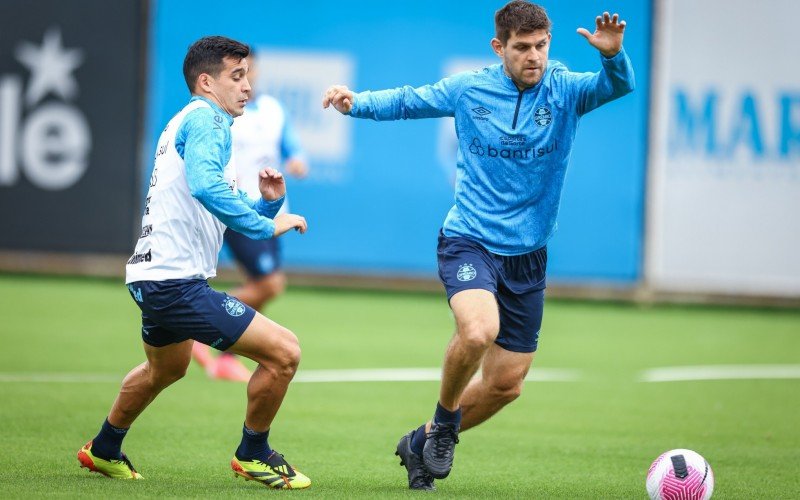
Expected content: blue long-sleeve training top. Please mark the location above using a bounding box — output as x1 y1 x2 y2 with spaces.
349 48 635 255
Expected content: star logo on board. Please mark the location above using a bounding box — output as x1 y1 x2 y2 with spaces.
14 27 84 106
1 27 92 190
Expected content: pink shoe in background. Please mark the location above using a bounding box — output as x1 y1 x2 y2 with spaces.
191 341 215 369
210 353 252 382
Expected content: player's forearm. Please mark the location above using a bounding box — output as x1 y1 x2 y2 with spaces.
234 190 284 219
349 89 407 120
579 47 635 114
254 195 284 219
599 46 635 97
188 173 276 239
193 183 276 239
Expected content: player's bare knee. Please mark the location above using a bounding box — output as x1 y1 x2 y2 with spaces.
150 363 187 387
490 376 524 404
458 320 499 351
255 286 273 304
279 340 301 373
270 329 301 375
256 274 286 303
460 334 493 352
270 273 287 297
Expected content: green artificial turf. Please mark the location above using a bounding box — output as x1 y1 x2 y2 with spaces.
0 274 798 498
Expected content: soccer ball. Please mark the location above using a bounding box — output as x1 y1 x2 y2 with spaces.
646 449 714 500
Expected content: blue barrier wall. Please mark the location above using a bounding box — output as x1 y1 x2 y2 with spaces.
147 0 651 282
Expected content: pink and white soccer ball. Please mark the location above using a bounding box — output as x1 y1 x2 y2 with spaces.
646 449 714 500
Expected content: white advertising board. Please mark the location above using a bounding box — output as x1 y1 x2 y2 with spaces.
647 0 800 296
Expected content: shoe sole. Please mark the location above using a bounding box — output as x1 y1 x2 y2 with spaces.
426 466 451 480
395 447 405 467
395 439 413 469
423 456 452 480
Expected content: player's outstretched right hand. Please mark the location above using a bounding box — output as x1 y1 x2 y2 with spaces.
273 213 307 237
322 85 354 114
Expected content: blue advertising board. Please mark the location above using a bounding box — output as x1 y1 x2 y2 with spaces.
146 0 651 282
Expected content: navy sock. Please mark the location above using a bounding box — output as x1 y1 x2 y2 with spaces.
434 402 462 428
236 424 272 460
410 424 427 455
91 418 128 460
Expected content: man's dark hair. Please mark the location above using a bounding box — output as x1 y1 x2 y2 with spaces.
495 0 552 44
183 36 249 92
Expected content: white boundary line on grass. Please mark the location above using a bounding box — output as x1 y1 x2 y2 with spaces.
3 365 798 384
641 365 800 382
0 368 581 384
294 368 581 383
0 373 121 383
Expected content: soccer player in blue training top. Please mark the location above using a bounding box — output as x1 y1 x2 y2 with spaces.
192 50 310 383
323 1 634 490
77 36 311 489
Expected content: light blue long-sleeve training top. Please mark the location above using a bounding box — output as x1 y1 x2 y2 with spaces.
349 48 635 255
177 96 284 239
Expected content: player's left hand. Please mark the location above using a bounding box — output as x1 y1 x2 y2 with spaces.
577 12 626 58
258 167 286 201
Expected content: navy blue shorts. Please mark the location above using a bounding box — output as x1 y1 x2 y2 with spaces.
224 228 282 278
437 232 547 353
126 279 256 350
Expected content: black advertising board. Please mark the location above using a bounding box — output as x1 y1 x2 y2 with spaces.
0 0 145 253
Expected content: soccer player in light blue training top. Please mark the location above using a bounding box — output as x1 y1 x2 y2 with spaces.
323 1 634 490
77 36 311 489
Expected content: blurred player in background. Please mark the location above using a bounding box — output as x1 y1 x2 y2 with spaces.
192 50 309 382
77 36 311 489
323 0 634 490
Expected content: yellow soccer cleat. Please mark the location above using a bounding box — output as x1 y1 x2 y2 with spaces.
77 441 143 479
231 451 310 489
